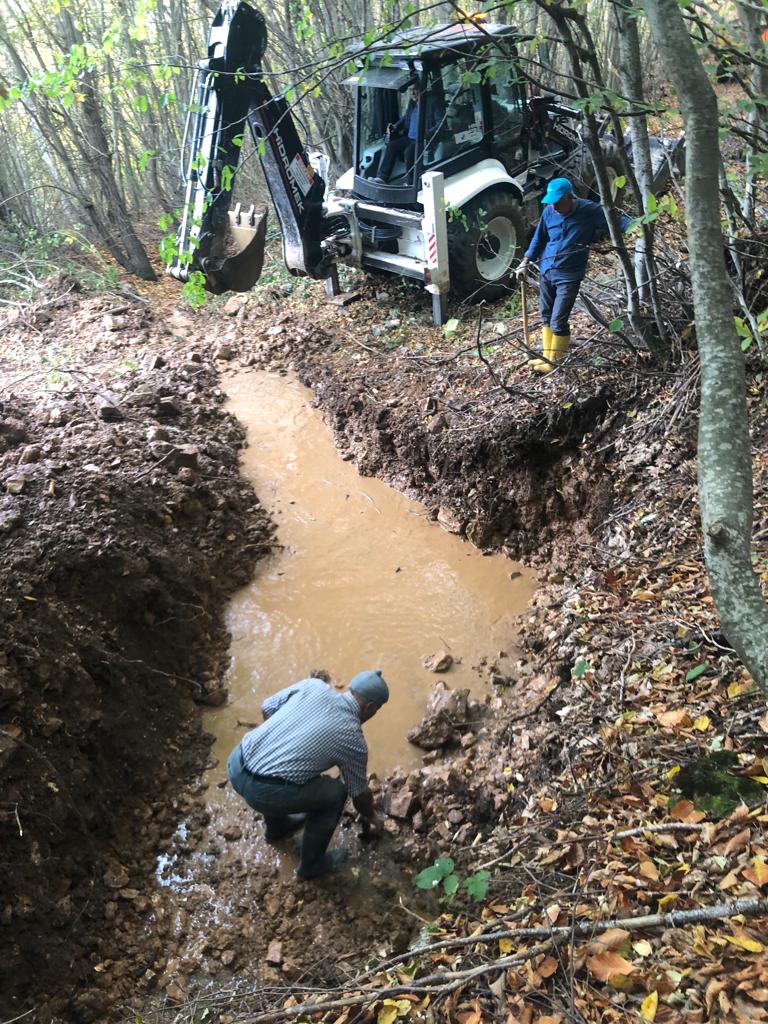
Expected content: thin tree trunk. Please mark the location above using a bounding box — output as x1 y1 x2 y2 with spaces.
644 0 768 691
615 0 655 306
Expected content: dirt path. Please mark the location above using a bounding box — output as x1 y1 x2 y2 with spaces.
2 270 768 1023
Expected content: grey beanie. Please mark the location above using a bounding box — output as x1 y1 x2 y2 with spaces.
349 669 389 706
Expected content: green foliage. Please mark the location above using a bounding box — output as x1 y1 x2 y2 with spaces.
676 751 766 817
443 317 460 338
414 858 491 903
572 658 589 678
608 318 624 332
443 200 468 230
734 316 754 352
685 664 708 683
182 271 208 309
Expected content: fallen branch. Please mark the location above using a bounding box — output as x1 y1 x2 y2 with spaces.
235 896 768 1022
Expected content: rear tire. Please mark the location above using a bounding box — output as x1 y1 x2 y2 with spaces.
566 142 629 209
447 191 525 302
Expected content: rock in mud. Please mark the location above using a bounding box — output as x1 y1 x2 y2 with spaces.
96 393 123 421
437 506 464 534
157 396 182 418
103 864 130 889
266 939 282 965
0 507 21 532
384 785 418 820
18 445 41 465
423 650 453 673
5 475 25 495
0 418 26 446
407 682 471 750
222 297 244 317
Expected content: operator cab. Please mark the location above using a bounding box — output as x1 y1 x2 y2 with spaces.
346 22 530 208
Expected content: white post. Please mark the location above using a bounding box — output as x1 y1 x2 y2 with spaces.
421 171 450 326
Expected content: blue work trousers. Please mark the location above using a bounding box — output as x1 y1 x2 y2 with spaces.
539 273 582 336
227 745 347 879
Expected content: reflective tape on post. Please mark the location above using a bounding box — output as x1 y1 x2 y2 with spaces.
421 171 450 296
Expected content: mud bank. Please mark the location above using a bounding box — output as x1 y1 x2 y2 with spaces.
0 284 273 1021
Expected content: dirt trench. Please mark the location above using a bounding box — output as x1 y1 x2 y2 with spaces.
1 280 629 1022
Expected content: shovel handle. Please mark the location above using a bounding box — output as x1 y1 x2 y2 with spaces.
520 271 530 348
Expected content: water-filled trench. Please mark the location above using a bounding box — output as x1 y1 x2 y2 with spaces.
206 370 536 783
154 368 536 909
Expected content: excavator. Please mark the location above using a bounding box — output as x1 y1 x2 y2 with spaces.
168 1 683 324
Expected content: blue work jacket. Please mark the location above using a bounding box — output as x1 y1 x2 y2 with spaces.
525 198 632 282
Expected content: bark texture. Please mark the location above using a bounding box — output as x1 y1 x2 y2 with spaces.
644 0 768 691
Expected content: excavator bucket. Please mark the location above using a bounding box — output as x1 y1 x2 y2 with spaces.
200 203 268 295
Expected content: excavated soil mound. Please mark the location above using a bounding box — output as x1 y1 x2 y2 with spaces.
0 284 273 1020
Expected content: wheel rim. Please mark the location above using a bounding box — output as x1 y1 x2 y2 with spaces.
476 216 517 282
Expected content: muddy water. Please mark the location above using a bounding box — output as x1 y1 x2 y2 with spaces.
207 371 535 780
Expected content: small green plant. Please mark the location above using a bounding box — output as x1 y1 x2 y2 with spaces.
414 857 490 902
443 316 459 338
182 270 207 309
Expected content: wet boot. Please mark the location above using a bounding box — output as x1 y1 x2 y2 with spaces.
528 326 552 373
295 848 348 882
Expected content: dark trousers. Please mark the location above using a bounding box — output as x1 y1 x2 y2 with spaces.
379 136 415 181
539 273 582 335
227 746 347 878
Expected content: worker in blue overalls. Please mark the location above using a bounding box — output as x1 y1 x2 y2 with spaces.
517 177 632 373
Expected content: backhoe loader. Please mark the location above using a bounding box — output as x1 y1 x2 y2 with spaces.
168 1 683 324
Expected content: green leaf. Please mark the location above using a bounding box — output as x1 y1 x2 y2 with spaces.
444 317 459 337
443 874 460 897
415 857 455 889
220 164 235 192
608 318 624 332
573 659 589 678
463 870 490 901
614 175 626 189
685 664 708 682
741 336 753 352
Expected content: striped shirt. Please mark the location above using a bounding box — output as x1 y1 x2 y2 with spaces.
240 678 370 797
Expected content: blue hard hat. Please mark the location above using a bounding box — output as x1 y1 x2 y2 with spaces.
541 177 574 204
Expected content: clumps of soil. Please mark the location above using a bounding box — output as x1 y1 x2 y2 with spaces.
0 290 274 1021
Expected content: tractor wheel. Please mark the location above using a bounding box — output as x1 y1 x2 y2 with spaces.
567 142 629 209
447 191 525 302
594 142 630 209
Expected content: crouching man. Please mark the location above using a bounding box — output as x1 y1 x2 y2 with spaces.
227 670 388 880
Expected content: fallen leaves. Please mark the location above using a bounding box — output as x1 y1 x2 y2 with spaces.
587 951 635 983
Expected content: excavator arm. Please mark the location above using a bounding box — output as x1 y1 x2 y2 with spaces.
169 1 335 294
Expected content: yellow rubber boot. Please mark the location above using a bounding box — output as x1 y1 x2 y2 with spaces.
528 326 552 372
548 333 571 368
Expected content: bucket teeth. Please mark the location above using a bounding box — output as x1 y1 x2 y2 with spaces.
200 205 268 293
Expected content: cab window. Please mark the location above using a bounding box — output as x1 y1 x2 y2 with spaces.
423 60 485 168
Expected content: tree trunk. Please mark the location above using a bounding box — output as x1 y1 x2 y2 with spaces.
615 0 654 306
57 11 156 281
644 0 768 691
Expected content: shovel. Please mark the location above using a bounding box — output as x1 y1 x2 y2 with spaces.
520 268 531 352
